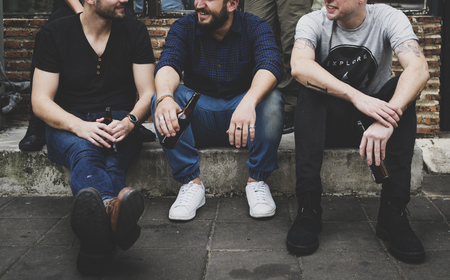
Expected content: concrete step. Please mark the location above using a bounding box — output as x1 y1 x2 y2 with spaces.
0 124 423 197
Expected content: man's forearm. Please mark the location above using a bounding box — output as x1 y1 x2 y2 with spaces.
242 69 278 107
155 66 181 99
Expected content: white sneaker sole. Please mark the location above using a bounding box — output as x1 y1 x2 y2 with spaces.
250 208 276 218
168 197 206 221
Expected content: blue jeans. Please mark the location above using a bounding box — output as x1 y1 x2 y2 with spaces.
151 85 285 183
46 110 143 199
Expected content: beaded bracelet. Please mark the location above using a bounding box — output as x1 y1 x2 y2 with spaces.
156 94 175 107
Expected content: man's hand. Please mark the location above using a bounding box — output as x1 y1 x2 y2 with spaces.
154 97 182 138
227 102 256 148
96 118 134 143
353 94 402 128
72 120 116 148
359 121 394 166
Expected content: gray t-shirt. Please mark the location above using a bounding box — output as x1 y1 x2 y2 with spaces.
295 4 417 95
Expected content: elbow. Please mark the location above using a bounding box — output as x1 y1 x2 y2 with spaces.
291 67 303 84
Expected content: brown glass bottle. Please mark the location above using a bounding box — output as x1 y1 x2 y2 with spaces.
103 107 117 154
160 92 201 149
357 121 390 184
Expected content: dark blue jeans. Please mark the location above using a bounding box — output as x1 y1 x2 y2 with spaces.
151 84 285 183
295 77 416 202
46 110 143 199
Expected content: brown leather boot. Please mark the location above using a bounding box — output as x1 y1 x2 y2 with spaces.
105 187 145 250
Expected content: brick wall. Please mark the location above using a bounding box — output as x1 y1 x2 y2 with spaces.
2 15 442 137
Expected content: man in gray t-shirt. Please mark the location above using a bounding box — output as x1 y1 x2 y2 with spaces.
286 1 429 263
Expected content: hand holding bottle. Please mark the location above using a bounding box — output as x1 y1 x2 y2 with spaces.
357 121 391 184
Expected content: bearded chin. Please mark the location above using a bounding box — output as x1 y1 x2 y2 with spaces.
196 11 229 33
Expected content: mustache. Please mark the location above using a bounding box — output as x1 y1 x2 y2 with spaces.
195 8 211 14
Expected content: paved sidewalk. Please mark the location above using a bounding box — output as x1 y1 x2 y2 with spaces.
1 178 449 280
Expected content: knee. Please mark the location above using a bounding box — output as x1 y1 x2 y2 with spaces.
259 89 285 116
256 89 284 133
69 142 103 167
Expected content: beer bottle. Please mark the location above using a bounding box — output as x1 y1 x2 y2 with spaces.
103 107 117 154
160 92 201 149
357 121 390 184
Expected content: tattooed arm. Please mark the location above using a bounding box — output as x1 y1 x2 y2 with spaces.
291 38 402 128
390 39 430 112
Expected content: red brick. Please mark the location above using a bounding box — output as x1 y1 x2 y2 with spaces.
29 19 47 27
149 30 166 37
416 104 440 112
424 83 440 89
9 62 32 70
4 19 29 27
143 19 165 26
160 41 166 47
417 116 422 123
415 17 441 23
427 61 441 67
5 30 31 37
5 72 31 80
417 126 440 135
423 117 440 125
5 51 32 58
412 26 419 33
429 71 440 78
419 37 442 44
151 41 159 48
423 49 441 56
31 30 40 36
153 51 161 59
4 40 21 48
422 26 441 34
423 93 440 100
22 41 35 49
166 19 178 25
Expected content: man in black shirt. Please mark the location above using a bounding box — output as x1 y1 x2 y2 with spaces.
32 0 155 275
19 0 152 151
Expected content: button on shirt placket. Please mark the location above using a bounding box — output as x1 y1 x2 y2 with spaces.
216 42 222 95
97 57 102 75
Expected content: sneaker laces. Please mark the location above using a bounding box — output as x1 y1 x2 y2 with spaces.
173 182 202 208
248 181 269 205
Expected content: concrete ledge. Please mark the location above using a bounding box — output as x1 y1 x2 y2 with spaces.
0 125 423 196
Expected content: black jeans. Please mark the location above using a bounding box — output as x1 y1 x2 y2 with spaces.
294 77 416 202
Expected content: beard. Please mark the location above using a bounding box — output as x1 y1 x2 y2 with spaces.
95 0 125 20
196 4 229 33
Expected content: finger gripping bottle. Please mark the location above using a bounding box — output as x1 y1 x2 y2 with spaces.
103 107 117 154
160 92 201 149
357 120 390 184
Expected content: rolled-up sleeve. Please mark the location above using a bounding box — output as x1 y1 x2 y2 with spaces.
252 20 284 84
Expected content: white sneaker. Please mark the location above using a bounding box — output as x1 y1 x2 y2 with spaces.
169 181 205 220
245 181 276 218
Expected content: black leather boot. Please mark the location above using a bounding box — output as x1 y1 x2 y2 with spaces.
376 197 425 262
286 192 322 255
19 110 46 151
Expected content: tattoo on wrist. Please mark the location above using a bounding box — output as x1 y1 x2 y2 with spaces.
307 81 328 93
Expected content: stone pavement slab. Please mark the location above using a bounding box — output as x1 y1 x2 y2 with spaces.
0 195 449 279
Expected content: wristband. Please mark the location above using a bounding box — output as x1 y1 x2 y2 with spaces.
156 94 175 107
